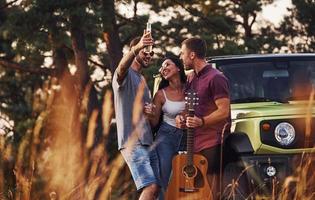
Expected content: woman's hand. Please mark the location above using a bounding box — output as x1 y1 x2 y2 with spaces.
144 102 156 119
175 114 186 129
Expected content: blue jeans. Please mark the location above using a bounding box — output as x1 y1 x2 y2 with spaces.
120 144 160 190
155 122 186 195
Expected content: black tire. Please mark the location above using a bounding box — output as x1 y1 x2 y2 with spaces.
221 161 251 200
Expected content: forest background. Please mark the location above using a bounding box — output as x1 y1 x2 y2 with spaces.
0 0 315 199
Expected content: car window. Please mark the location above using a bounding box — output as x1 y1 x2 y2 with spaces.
217 60 315 103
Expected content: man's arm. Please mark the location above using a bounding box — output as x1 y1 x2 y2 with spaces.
202 98 230 127
186 98 230 128
116 31 153 85
116 45 139 85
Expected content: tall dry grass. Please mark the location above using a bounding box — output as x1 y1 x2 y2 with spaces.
0 73 137 200
1 77 315 200
277 87 315 200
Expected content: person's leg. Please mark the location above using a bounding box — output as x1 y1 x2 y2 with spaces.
206 173 219 200
199 145 222 200
148 148 161 199
154 123 183 198
178 131 187 152
139 183 159 200
120 145 160 200
155 133 173 190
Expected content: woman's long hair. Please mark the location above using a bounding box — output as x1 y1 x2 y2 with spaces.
153 55 186 133
158 55 186 90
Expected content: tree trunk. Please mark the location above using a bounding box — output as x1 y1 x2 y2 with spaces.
102 0 123 73
41 14 90 197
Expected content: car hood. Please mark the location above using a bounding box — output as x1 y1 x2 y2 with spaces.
231 101 315 120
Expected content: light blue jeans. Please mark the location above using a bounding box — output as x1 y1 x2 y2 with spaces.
120 145 160 190
155 122 186 198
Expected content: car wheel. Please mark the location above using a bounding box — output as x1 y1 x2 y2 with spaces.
221 161 252 200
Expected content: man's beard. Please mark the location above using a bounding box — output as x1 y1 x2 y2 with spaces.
135 55 149 68
184 64 192 70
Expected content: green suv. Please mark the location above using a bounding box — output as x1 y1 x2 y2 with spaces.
211 54 315 199
154 54 315 199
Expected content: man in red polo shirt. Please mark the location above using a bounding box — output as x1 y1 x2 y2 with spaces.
176 37 231 199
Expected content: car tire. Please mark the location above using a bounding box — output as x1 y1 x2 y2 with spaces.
221 161 251 200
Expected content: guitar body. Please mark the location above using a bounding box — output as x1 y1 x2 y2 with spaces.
165 90 212 200
165 153 213 200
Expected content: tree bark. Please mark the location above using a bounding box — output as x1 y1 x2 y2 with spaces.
102 0 123 73
41 13 90 197
70 13 89 90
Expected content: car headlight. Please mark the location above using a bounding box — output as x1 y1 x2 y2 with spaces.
274 122 295 146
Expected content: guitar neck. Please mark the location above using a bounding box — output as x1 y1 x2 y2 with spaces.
186 108 195 166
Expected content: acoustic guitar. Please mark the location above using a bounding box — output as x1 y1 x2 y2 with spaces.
165 91 213 200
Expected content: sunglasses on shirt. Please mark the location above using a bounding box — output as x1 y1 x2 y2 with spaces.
143 51 154 57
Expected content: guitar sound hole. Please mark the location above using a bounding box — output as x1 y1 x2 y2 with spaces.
183 165 197 178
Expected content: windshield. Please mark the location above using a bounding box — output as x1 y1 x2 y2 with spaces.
216 60 315 103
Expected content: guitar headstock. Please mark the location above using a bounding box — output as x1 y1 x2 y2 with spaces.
185 90 198 116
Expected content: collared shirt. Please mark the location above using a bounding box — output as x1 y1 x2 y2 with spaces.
186 64 231 152
112 68 153 150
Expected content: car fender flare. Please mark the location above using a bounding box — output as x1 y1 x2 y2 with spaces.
224 132 254 153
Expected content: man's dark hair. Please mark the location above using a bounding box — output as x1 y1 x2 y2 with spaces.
129 36 141 48
182 37 207 58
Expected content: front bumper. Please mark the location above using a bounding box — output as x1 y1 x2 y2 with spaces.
238 153 315 196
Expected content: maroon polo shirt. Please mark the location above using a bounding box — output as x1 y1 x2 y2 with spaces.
186 64 231 153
